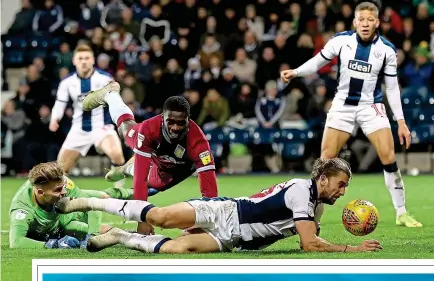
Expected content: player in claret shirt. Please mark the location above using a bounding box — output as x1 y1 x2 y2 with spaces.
81 82 218 234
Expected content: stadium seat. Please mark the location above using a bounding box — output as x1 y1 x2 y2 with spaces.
411 124 434 144
1 35 27 50
2 51 25 67
251 128 279 145
227 128 251 145
278 129 315 142
281 142 305 160
418 108 434 125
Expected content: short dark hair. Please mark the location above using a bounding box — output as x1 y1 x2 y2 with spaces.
311 158 352 181
163 96 190 116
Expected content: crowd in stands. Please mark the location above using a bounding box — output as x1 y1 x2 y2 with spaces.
1 0 434 175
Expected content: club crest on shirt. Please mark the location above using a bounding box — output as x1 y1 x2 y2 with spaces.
373 51 383 60
199 151 212 165
137 133 145 148
174 144 185 158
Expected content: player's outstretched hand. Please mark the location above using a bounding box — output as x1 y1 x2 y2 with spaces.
280 69 297 83
358 239 383 252
397 121 411 149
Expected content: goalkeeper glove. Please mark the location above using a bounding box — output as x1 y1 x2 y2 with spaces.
45 235 80 249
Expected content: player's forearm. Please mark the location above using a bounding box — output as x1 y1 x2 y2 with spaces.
294 53 330 77
51 100 67 121
384 76 404 121
133 153 152 201
198 170 218 197
9 231 45 249
302 237 358 253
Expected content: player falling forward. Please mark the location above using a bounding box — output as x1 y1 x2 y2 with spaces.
281 1 421 227
9 162 132 249
49 45 125 185
81 82 218 233
56 158 383 253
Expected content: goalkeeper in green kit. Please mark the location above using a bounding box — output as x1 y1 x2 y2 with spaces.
9 161 133 249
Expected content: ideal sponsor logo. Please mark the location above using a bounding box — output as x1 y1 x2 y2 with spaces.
348 60 372 73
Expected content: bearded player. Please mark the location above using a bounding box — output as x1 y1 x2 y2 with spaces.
56 158 383 254
81 83 218 234
281 1 421 227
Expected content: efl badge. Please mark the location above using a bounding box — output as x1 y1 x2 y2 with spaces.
137 133 145 148
174 144 185 158
66 178 74 190
15 209 28 220
199 151 212 165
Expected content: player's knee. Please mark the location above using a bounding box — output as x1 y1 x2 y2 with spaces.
320 149 337 159
160 241 191 254
147 207 171 228
377 148 396 165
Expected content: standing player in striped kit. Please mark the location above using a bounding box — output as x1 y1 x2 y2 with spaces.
49 45 125 185
281 1 421 227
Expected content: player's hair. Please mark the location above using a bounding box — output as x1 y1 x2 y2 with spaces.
28 162 65 186
311 158 352 181
162 96 190 116
74 44 93 55
355 1 379 17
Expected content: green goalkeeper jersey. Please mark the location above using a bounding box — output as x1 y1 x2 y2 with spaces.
9 177 106 249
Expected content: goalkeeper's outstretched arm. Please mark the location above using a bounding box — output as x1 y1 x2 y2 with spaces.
9 210 45 249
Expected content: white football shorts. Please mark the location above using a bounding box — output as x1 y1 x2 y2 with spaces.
61 124 119 156
325 100 391 136
186 199 240 252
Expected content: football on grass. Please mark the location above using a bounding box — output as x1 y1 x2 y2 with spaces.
342 199 379 236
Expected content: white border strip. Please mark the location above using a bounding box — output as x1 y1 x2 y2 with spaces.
33 260 434 281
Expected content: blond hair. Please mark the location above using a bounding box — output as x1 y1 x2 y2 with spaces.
355 2 379 18
74 44 93 55
28 162 64 186
311 158 352 181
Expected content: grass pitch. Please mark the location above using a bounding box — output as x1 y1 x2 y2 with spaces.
1 174 434 281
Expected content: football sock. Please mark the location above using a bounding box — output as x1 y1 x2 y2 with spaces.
124 163 134 176
383 162 406 217
122 233 171 253
88 198 155 222
111 163 127 188
103 187 133 200
104 91 134 126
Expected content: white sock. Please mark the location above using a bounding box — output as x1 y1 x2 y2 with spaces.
383 169 406 216
104 91 134 125
124 163 134 177
88 198 154 222
122 233 171 253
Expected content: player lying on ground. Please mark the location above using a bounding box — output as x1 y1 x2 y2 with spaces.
9 161 132 249
281 1 421 227
82 83 218 234
56 158 383 254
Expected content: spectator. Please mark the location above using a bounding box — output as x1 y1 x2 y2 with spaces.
7 0 35 35
255 47 280 90
96 53 115 76
120 72 145 104
255 80 285 129
184 89 202 122
184 57 202 90
110 24 133 52
163 59 185 96
32 0 64 34
197 88 230 130
401 45 434 91
228 48 257 84
198 33 224 69
54 42 74 74
79 0 104 35
134 51 154 85
139 4 171 48
121 7 140 39
132 0 151 22
100 0 126 32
